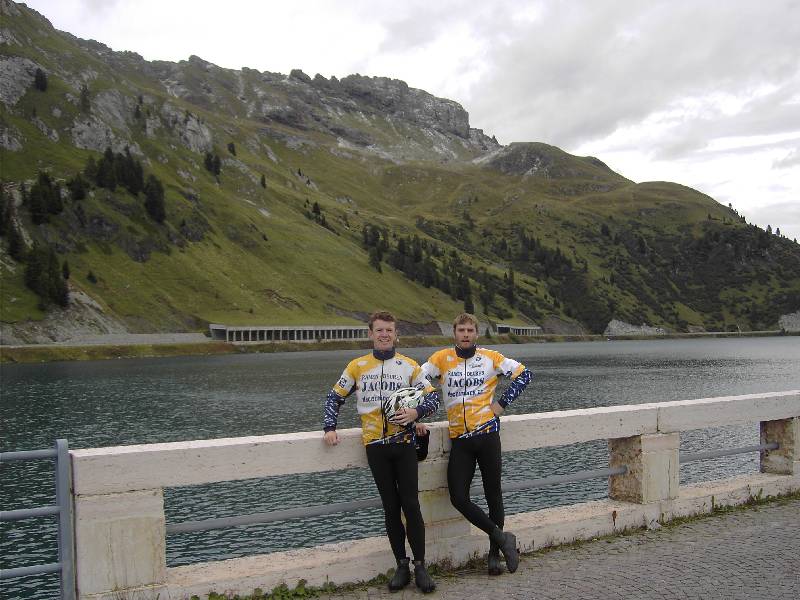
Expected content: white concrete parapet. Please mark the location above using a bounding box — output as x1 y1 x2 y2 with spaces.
70 391 800 599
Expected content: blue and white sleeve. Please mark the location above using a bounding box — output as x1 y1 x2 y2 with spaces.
415 390 440 420
498 368 533 408
324 365 356 432
323 390 346 432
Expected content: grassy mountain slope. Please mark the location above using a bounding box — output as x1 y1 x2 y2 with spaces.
1 0 798 340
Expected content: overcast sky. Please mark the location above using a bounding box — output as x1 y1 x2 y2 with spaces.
24 0 800 241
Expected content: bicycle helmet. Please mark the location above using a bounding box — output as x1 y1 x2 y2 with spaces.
382 386 425 423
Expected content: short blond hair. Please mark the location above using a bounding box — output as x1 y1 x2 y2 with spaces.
452 313 479 330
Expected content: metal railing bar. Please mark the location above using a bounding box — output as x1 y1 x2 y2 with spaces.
681 442 779 463
1 505 61 522
494 466 629 494
0 448 58 462
167 496 383 534
0 562 62 580
167 465 630 535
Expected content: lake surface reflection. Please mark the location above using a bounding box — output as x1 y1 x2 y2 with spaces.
2 337 799 598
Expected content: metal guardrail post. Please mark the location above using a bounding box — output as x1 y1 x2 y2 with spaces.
0 440 76 600
56 439 76 600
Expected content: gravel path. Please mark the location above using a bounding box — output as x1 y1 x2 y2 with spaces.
321 498 800 600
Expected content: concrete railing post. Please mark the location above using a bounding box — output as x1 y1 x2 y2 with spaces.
608 433 679 503
73 489 166 599
417 428 471 561
761 416 799 475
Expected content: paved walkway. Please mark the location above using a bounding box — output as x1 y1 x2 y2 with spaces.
321 498 800 600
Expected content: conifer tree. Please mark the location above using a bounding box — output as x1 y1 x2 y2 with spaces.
79 84 91 112
24 242 47 297
464 293 475 315
28 184 48 224
47 248 69 307
0 189 11 235
95 148 117 190
143 175 166 222
368 246 382 272
37 171 64 215
67 173 88 200
83 156 98 182
504 267 516 307
260 174 266 188
34 68 47 91
479 280 495 315
7 222 24 261
227 142 236 156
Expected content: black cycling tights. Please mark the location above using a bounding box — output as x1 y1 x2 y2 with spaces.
448 431 504 535
366 442 425 562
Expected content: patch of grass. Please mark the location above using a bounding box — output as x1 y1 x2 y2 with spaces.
0 257 46 322
0 341 235 363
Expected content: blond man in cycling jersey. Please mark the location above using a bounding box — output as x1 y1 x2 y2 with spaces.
323 311 439 593
422 313 533 575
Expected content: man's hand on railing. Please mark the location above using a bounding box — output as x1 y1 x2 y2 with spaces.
323 430 339 446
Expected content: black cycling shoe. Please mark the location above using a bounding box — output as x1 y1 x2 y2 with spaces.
487 545 503 576
413 561 436 594
491 528 519 573
388 558 410 592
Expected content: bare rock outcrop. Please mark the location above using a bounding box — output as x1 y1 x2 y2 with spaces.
160 102 213 153
604 319 667 336
778 311 800 332
542 316 586 335
0 55 38 106
0 290 128 345
92 89 135 133
0 122 23 150
71 114 141 154
339 74 470 138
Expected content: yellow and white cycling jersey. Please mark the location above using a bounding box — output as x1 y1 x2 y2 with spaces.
423 347 526 438
333 351 433 445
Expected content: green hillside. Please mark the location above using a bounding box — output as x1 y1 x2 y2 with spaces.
1 0 798 340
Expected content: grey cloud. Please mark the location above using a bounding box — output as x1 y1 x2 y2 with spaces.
374 0 517 53
377 5 461 53
650 81 800 160
774 148 800 169
463 0 800 151
746 201 800 240
78 0 124 18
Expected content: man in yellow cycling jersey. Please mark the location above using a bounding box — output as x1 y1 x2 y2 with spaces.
422 313 533 575
323 311 439 593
